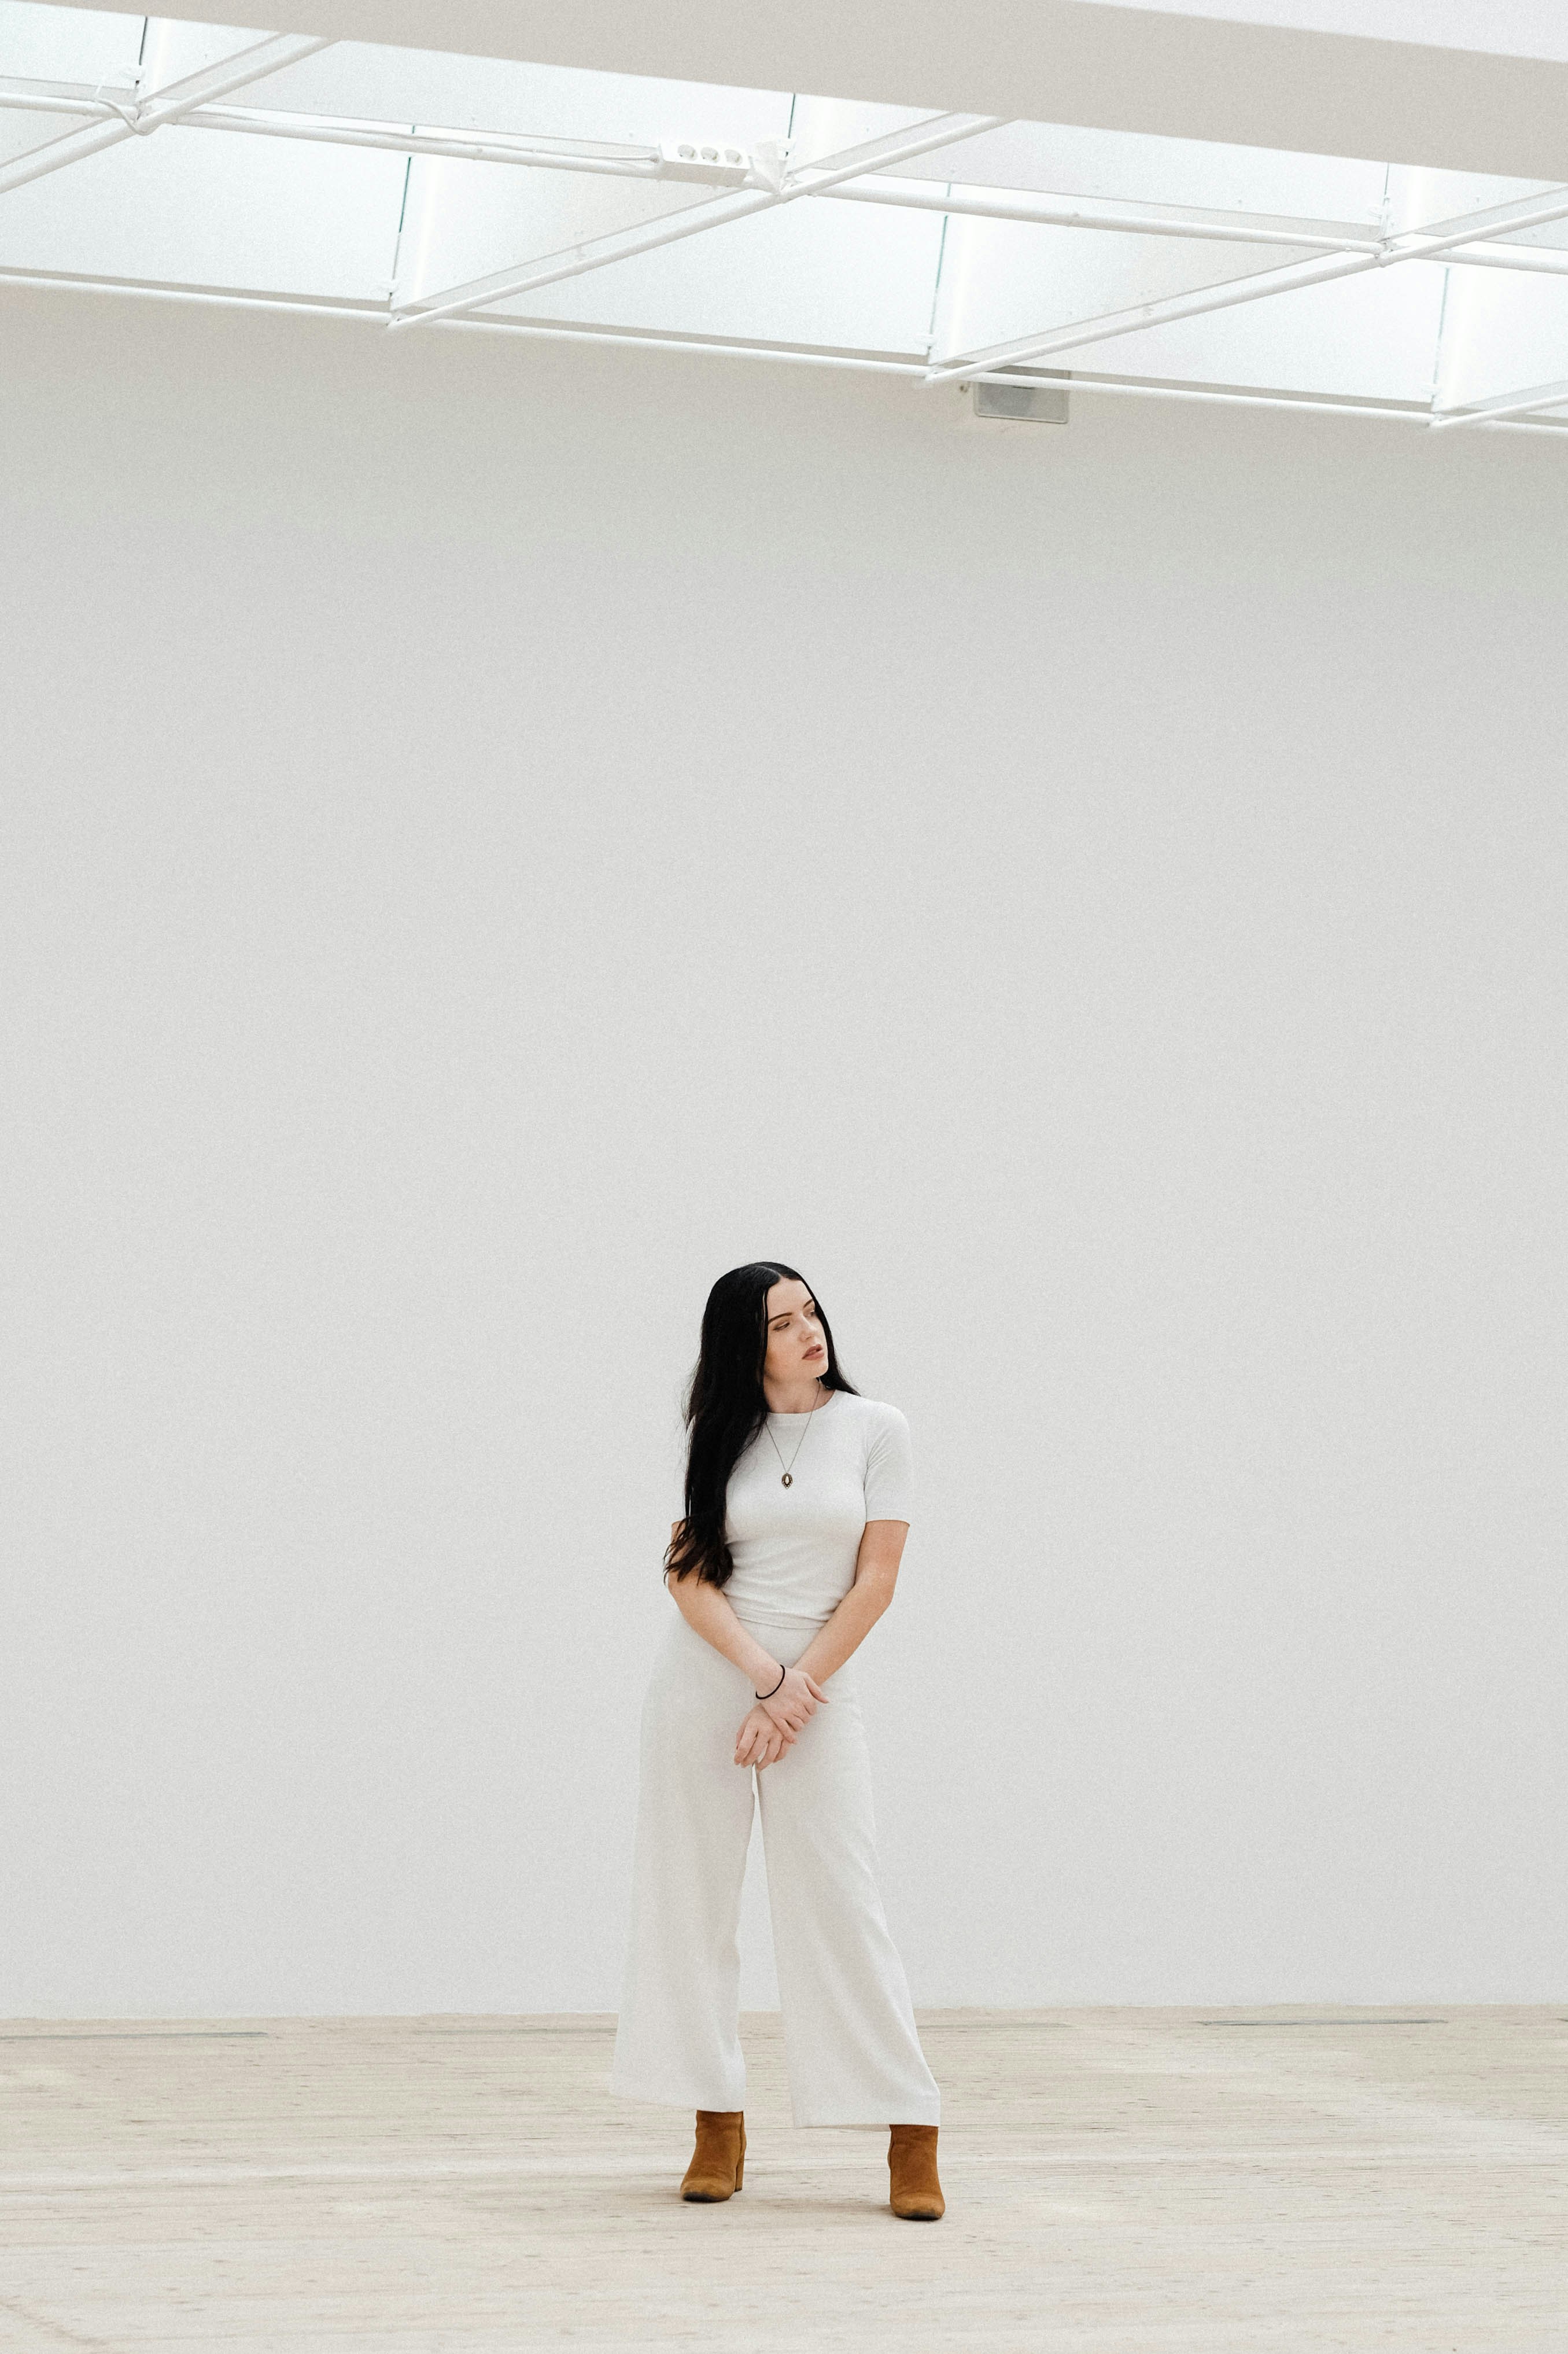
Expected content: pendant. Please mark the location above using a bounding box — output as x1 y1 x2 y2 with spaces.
781 1473 793 1487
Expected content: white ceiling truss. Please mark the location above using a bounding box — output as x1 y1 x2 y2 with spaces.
6 5 1568 433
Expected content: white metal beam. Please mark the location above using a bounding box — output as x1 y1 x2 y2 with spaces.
0 88 667 176
389 110 1006 331
388 186 777 333
8 83 1568 283
0 34 334 198
1430 377 1568 428
931 248 1380 381
834 178 1379 255
836 177 1568 278
1385 182 1568 255
6 45 1568 421
1419 242 1568 282
929 176 1568 382
5 254 1548 423
5 248 1568 436
193 108 665 178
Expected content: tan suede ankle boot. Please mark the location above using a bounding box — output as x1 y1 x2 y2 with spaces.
680 2109 746 2201
888 2122 945 2219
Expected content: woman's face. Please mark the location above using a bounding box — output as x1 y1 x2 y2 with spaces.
762 1277 828 1387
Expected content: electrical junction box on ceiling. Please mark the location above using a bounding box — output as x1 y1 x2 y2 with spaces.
659 139 753 185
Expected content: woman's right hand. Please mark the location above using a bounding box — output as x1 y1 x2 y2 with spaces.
735 1705 792 1769
758 1664 829 1737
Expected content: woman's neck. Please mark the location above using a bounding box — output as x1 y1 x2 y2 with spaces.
763 1373 828 1416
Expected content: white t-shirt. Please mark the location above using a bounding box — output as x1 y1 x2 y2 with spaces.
721 1390 912 1628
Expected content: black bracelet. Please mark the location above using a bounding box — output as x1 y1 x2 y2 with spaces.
756 1664 786 1699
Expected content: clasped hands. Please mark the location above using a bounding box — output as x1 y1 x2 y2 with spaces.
733 1662 829 1770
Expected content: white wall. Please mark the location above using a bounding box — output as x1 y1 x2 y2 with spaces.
2 290 1564 2017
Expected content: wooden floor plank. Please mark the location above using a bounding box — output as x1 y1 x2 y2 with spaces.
1 2008 1562 2349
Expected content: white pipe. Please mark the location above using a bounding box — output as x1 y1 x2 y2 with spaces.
0 89 661 168
1388 185 1568 263
780 111 1006 196
1015 371 1521 428
1436 241 1568 277
0 261 934 370
932 246 1378 382
192 110 661 175
833 176 1379 253
0 107 148 193
0 89 113 115
1430 376 1568 428
0 266 386 321
179 105 665 178
0 35 332 197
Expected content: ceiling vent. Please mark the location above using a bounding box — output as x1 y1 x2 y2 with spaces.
971 380 1070 426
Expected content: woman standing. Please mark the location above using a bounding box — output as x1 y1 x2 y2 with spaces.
609 1262 944 2220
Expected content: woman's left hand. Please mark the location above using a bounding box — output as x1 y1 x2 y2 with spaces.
735 1705 794 1770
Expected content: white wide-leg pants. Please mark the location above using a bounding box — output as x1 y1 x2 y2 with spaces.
609 1605 940 2128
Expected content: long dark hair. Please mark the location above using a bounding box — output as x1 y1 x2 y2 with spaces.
665 1261 856 1587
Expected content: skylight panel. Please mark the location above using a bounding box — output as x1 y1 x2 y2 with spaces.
237 43 796 156
888 119 1392 231
0 1 141 86
0 120 407 299
1 3 1566 432
486 197 945 360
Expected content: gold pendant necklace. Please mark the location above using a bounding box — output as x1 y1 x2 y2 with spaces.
763 1384 824 1487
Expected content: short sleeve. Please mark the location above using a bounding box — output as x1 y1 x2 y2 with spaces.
863 1404 913 1521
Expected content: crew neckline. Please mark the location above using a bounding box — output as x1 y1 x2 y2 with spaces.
766 1390 844 1420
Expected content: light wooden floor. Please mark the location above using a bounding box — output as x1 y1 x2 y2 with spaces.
1 2007 1563 2351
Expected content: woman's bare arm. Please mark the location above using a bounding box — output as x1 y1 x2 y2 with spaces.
663 1524 826 1734
663 1563 783 1690
790 1520 909 1688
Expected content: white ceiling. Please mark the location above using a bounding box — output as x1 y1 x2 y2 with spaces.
1107 0 1568 60
6 2 1568 435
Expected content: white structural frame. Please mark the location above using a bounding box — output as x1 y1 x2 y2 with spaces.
10 80 1568 286
1431 376 1568 429
388 111 1006 330
1 249 1565 433
0 34 333 194
3 37 1568 430
928 180 1568 386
